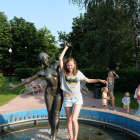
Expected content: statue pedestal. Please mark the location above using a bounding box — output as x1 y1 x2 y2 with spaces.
31 128 69 140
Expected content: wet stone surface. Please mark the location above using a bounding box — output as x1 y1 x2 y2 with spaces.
31 128 69 140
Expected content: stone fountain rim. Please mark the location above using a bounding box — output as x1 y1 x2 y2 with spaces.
0 107 140 138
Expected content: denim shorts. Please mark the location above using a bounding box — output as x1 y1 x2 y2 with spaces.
63 94 83 107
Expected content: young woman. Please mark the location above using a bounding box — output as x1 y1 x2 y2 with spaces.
107 70 119 111
59 42 107 140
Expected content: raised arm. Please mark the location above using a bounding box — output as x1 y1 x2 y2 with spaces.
7 74 40 90
112 71 119 79
59 42 69 71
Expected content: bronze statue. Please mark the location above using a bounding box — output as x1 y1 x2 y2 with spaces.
8 52 63 140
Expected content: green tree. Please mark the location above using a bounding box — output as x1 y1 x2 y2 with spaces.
0 12 12 70
80 1 136 69
67 0 140 69
58 0 138 69
0 14 58 72
10 16 39 68
10 17 58 68
37 26 58 64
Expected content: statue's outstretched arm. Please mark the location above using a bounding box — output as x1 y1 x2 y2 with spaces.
7 74 40 89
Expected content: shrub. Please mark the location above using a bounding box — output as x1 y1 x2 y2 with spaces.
80 68 140 92
15 68 41 80
15 68 140 92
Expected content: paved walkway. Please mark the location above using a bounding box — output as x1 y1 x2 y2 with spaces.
0 91 137 115
83 91 137 115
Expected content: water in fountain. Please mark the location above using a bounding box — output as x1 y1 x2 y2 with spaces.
0 121 137 140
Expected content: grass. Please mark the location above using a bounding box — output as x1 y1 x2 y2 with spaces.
0 76 24 106
108 91 138 110
86 83 138 110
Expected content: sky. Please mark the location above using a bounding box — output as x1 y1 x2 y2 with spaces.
0 0 85 43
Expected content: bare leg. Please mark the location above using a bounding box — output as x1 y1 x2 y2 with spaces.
65 107 73 139
127 108 129 114
102 105 105 109
105 105 107 109
123 107 126 113
110 92 115 110
72 104 82 140
107 90 111 103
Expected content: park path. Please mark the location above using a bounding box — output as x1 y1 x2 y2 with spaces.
0 90 137 115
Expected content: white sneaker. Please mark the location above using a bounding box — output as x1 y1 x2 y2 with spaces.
114 109 116 111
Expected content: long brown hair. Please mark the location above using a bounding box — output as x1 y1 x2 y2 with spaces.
64 58 77 75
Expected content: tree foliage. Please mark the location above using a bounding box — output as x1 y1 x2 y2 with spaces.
0 13 58 72
58 0 139 69
0 12 12 69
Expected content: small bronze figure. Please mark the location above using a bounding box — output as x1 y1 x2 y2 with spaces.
8 52 63 140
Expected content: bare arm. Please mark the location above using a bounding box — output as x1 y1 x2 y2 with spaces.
7 74 40 89
59 42 69 71
137 88 140 97
102 93 109 99
122 97 125 104
83 77 107 84
129 98 130 104
113 71 119 79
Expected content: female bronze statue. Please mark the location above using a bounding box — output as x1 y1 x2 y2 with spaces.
8 52 63 140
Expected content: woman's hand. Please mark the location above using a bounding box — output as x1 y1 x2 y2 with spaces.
112 71 115 74
107 97 111 100
59 41 70 71
99 80 108 84
113 71 118 75
65 41 69 47
7 83 16 90
112 71 119 78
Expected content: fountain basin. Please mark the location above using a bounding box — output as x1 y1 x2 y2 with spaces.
0 107 140 139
